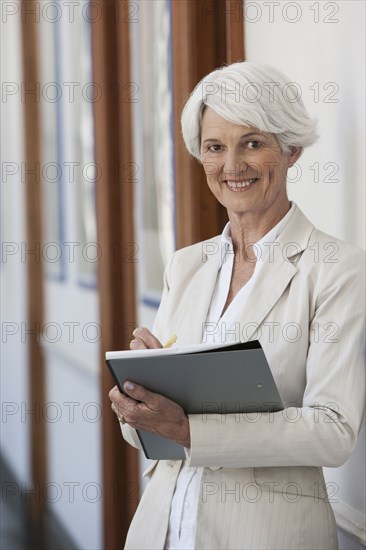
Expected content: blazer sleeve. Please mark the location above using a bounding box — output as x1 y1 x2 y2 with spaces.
118 253 174 450
187 249 366 468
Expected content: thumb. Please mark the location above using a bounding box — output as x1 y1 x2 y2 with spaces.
124 381 157 406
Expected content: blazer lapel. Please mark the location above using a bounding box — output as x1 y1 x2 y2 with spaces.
237 257 297 341
177 204 315 345
236 204 315 341
178 236 222 344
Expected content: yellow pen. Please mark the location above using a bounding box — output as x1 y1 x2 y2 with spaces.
163 334 177 349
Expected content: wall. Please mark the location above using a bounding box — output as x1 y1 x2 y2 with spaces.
244 0 365 546
0 4 31 489
39 6 103 548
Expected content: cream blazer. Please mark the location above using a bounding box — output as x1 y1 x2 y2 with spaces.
122 204 365 550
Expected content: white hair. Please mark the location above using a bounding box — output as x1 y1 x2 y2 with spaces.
181 62 318 160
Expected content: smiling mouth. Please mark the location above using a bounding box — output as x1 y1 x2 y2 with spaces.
225 178 259 191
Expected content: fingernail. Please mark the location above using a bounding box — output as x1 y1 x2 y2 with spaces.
125 382 134 391
132 327 140 336
130 339 140 347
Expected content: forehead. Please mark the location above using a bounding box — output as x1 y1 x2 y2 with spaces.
201 106 263 138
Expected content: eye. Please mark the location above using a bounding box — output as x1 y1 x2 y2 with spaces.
207 144 224 153
247 140 261 150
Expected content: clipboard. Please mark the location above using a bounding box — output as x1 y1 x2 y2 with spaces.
105 340 283 459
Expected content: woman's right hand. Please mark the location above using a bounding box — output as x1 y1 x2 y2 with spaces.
129 326 163 350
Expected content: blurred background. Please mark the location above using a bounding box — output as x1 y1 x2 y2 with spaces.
1 1 365 548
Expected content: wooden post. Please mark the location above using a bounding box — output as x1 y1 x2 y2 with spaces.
20 0 47 544
91 1 139 548
172 0 245 248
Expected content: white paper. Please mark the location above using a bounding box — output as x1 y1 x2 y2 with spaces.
105 340 237 361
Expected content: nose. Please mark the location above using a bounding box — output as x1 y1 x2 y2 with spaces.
223 149 248 178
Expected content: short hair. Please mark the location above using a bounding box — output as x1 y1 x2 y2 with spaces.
181 62 318 160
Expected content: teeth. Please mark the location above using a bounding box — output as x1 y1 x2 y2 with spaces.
227 178 257 189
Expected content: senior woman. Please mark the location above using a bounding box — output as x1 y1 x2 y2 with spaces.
109 62 365 550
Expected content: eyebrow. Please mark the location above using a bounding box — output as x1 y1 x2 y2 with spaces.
202 132 262 144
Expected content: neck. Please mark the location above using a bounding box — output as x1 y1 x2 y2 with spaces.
229 199 291 254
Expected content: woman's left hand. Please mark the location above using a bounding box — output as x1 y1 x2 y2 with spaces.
109 382 191 448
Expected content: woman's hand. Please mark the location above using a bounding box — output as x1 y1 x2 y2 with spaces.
129 326 162 351
109 383 190 447
108 327 191 448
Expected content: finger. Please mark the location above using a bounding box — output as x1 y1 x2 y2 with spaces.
111 401 123 418
132 327 162 349
124 381 160 409
108 385 121 401
130 338 148 350
111 403 120 415
109 386 136 410
109 385 139 413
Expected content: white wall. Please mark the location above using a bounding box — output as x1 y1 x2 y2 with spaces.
245 0 365 247
38 7 103 549
0 1 31 488
245 1 365 546
44 351 102 549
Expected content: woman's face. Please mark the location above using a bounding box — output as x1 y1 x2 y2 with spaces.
200 107 301 219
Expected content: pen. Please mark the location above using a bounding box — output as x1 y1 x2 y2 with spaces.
163 334 177 349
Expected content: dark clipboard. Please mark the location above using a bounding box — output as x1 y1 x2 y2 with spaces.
106 340 283 459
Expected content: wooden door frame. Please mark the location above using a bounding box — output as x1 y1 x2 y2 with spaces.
92 1 139 548
20 0 47 542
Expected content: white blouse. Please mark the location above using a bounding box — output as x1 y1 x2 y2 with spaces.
164 204 295 550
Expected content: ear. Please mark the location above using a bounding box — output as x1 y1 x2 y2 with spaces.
288 146 302 167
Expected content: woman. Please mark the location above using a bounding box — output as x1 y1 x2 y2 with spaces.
109 62 365 550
